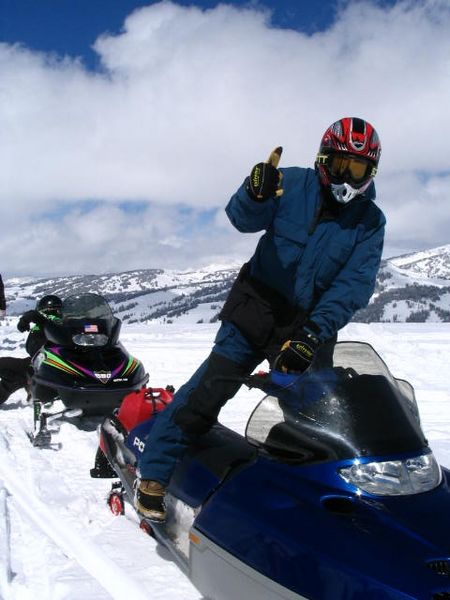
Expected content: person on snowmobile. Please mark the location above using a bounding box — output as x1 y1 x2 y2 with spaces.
18 294 63 356
0 274 6 319
0 294 62 405
136 116 385 522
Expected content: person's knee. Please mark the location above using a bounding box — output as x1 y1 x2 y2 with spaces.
174 352 249 435
174 406 215 435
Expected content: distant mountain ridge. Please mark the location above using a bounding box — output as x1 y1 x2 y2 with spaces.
4 245 450 325
354 244 450 323
389 244 450 280
4 265 239 325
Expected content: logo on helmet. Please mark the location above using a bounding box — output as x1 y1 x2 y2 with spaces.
349 118 367 152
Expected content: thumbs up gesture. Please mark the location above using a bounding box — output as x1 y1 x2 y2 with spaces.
247 147 284 202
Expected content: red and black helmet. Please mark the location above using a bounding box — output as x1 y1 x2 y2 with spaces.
316 117 381 203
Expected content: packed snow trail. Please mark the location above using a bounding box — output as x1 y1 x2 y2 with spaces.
0 484 13 599
0 432 148 600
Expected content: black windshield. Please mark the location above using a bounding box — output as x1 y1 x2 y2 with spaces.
44 293 119 346
62 293 114 322
245 342 426 463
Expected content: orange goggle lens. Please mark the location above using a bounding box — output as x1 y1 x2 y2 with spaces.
328 155 372 182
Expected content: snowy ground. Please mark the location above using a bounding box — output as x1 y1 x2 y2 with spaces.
1 320 450 600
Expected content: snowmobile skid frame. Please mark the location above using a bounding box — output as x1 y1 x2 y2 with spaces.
28 400 83 448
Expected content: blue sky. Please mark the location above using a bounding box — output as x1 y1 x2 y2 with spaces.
1 0 449 276
1 0 343 68
0 1 400 71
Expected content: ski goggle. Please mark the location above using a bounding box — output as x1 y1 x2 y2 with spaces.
40 307 61 316
318 153 376 184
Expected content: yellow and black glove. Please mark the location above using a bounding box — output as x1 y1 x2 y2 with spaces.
274 330 320 374
246 147 284 202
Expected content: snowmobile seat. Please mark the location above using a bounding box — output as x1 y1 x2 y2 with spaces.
168 423 257 507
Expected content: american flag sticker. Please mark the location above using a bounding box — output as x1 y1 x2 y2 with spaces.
84 324 99 333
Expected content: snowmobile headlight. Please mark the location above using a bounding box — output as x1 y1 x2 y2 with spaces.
72 333 109 347
339 453 441 496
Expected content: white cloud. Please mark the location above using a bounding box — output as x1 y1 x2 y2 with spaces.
377 170 450 257
1 0 450 274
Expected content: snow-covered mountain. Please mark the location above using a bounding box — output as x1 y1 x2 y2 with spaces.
4 244 450 326
389 244 450 280
354 244 450 323
4 264 239 326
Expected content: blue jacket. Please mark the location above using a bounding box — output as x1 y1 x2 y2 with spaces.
225 167 385 341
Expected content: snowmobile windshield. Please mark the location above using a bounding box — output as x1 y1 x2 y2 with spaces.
62 294 114 321
245 342 427 463
43 293 120 346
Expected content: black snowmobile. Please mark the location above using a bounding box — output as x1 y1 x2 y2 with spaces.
30 293 148 446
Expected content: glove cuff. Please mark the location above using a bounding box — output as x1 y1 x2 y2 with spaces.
301 320 321 345
245 177 266 203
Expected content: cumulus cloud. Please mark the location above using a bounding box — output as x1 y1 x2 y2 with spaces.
1 0 449 274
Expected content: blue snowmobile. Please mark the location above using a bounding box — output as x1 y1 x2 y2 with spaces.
93 341 450 600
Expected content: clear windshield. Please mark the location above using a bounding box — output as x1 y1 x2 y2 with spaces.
245 342 426 463
62 293 114 322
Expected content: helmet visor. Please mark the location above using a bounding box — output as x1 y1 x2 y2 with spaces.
40 307 61 317
328 154 373 184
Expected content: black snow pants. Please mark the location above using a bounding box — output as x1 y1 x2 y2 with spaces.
0 356 32 405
